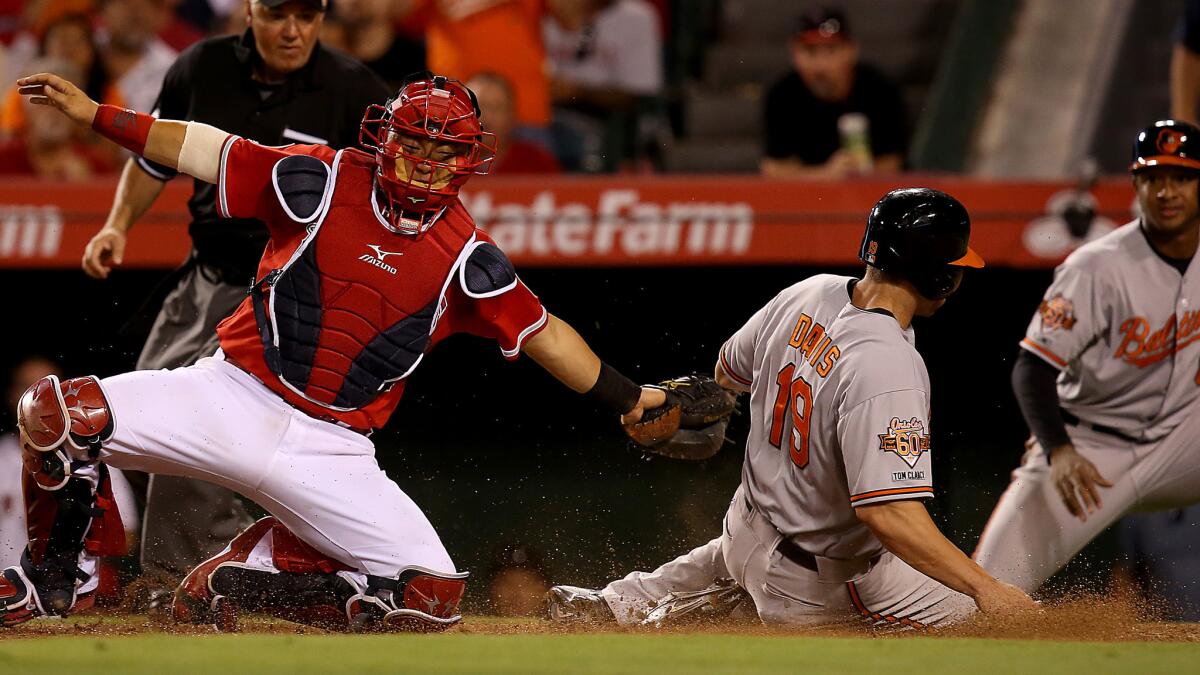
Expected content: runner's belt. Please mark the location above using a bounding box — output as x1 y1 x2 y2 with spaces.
1060 408 1141 443
743 492 881 574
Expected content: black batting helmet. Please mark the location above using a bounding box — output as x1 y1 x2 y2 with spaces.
859 188 984 300
1130 119 1200 173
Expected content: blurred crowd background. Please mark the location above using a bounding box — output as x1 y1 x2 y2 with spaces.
1 0 1199 620
0 0 1185 181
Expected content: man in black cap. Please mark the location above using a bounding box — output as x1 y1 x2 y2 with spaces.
79 0 389 601
761 6 908 178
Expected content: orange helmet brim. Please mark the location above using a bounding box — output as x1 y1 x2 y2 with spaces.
948 247 985 268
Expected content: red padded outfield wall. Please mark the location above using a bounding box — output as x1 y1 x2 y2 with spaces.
0 175 1136 269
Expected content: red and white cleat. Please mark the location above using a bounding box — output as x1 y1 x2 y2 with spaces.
171 517 276 631
0 567 40 628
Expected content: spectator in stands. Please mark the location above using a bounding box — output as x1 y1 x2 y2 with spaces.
469 71 561 175
0 58 115 178
328 0 423 90
761 7 907 178
0 13 120 141
542 0 663 172
43 13 111 98
80 0 388 608
1171 0 1200 124
0 0 94 84
98 0 178 114
397 0 548 129
155 0 207 51
316 7 348 50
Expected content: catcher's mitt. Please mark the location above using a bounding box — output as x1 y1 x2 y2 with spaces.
623 375 737 460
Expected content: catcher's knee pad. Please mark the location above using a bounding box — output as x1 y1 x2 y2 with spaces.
174 517 467 633
17 375 114 491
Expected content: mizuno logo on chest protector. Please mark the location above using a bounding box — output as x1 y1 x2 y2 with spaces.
360 244 402 275
368 244 403 260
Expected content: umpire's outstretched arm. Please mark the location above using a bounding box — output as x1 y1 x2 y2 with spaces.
17 73 228 184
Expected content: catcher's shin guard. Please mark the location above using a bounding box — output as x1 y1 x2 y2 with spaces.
173 517 468 633
3 375 123 626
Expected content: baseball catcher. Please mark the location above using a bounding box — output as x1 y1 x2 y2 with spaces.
5 70 665 633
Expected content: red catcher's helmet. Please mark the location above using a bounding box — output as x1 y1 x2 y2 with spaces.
360 73 496 235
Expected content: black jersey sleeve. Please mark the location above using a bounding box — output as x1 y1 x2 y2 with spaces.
1011 349 1071 456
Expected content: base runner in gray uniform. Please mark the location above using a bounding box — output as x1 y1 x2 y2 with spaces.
974 120 1200 591
549 189 1035 628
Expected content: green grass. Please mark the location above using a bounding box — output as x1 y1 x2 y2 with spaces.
0 632 1193 675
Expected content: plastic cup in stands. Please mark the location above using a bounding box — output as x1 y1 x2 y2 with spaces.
838 113 873 172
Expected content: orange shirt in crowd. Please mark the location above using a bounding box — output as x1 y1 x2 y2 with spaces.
410 0 549 127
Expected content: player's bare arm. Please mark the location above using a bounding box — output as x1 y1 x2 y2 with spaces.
83 159 167 279
522 314 666 423
855 500 1036 614
17 73 226 183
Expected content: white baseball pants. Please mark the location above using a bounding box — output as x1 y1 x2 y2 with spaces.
94 354 456 578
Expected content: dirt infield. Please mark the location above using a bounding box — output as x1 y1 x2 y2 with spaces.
2 593 1196 643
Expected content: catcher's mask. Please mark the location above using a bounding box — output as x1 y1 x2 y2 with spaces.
360 72 496 235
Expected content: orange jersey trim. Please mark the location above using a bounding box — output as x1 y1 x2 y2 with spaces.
720 350 752 386
847 581 926 629
1020 338 1067 369
849 486 934 504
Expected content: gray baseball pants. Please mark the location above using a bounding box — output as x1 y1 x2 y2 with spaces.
602 486 975 628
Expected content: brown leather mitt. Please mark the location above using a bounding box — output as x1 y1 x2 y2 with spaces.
623 375 737 460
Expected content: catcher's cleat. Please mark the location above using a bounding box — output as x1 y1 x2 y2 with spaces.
544 585 616 624
0 567 40 627
171 516 277 629
175 516 466 633
640 578 751 628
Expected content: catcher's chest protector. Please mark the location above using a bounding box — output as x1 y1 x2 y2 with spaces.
255 150 475 411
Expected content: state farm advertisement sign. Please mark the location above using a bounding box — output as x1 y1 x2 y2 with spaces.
0 175 1136 269
463 188 753 263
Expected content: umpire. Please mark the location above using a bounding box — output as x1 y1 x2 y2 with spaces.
81 0 389 601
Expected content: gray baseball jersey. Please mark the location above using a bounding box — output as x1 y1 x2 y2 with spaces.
1021 221 1200 441
720 274 935 560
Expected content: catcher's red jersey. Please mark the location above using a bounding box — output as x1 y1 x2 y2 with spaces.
213 137 547 431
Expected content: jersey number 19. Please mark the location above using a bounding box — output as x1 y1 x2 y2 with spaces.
770 363 812 469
